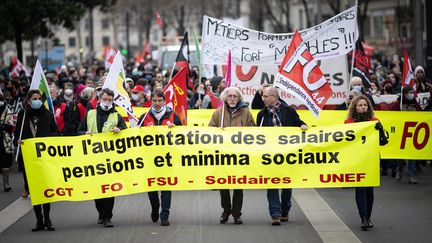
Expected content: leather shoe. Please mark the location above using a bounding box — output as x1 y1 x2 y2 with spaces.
161 219 170 226
233 216 243 224
280 214 289 222
361 217 368 230
367 218 373 228
219 210 231 224
271 217 281 226
44 219 55 231
151 209 159 223
32 218 45 232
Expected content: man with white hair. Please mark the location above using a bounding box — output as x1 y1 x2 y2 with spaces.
350 76 375 107
208 86 256 225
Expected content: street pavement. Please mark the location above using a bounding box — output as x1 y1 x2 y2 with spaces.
1 164 431 243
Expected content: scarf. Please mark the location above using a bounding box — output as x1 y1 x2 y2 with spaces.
267 101 282 126
151 105 167 122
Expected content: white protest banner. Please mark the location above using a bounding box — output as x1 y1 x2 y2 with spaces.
201 6 358 65
104 52 138 126
274 31 333 118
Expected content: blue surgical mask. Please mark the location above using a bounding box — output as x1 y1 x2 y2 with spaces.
352 85 362 93
31 100 43 109
131 94 140 102
407 93 415 100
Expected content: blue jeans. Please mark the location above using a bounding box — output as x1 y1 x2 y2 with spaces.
148 191 171 220
355 187 374 218
267 189 292 218
397 160 416 177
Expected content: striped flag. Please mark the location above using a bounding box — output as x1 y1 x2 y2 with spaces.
30 60 54 113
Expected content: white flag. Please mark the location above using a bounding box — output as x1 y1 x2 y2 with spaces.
103 52 138 127
30 60 54 113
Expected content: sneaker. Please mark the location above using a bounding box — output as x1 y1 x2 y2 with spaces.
234 216 243 224
280 215 289 222
219 210 231 224
271 217 281 226
395 171 402 181
161 220 170 226
103 219 114 228
151 209 159 223
408 177 418 184
97 214 104 224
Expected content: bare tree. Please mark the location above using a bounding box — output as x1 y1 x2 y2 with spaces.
326 0 341 15
264 0 291 32
358 0 370 40
301 0 312 27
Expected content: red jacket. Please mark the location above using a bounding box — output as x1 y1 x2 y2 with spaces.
53 102 67 132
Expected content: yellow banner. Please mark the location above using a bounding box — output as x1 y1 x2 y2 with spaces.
22 122 379 205
121 108 432 159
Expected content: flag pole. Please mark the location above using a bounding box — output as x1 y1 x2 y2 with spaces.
15 110 26 162
349 0 359 94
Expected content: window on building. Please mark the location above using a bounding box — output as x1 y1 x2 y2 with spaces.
85 36 90 47
373 16 383 37
102 36 110 46
84 18 90 30
102 19 109 29
69 37 76 47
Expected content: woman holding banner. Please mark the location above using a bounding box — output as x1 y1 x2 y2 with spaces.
208 86 256 224
14 89 59 231
345 95 378 231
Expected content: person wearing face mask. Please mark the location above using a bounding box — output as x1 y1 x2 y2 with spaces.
77 86 94 121
208 87 255 225
87 81 104 110
78 88 126 228
130 85 151 107
350 76 375 108
138 88 182 226
344 95 378 231
414 66 431 92
188 83 207 109
0 91 14 192
14 89 59 231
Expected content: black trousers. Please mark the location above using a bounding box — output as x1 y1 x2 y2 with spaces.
95 197 115 220
220 189 243 217
33 204 50 219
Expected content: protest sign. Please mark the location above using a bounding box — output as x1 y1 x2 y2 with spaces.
22 123 379 205
201 6 358 65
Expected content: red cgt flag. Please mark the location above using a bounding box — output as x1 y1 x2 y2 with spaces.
401 49 416 91
274 30 332 118
163 67 188 125
155 11 163 28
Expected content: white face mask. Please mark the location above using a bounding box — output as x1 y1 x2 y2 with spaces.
0 101 4 106
352 85 362 93
100 101 113 111
406 93 415 100
131 94 140 102
64 89 74 96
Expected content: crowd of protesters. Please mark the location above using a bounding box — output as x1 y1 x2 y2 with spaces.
0 52 431 231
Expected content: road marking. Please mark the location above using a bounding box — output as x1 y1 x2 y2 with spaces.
0 197 32 234
294 189 361 243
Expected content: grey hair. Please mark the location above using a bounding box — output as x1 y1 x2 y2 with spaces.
220 86 243 102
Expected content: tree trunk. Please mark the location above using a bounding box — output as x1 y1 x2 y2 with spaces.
302 0 311 27
89 7 94 56
14 26 23 62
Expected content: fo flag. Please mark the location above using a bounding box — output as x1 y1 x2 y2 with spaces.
30 60 54 114
163 67 188 125
402 50 416 90
348 40 371 88
104 52 138 126
274 31 332 119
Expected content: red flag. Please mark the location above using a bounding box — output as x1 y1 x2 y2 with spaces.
163 67 188 125
9 56 29 78
402 50 416 90
155 11 163 28
175 32 194 90
348 40 372 88
136 51 143 66
104 46 117 70
143 40 151 56
274 31 332 118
